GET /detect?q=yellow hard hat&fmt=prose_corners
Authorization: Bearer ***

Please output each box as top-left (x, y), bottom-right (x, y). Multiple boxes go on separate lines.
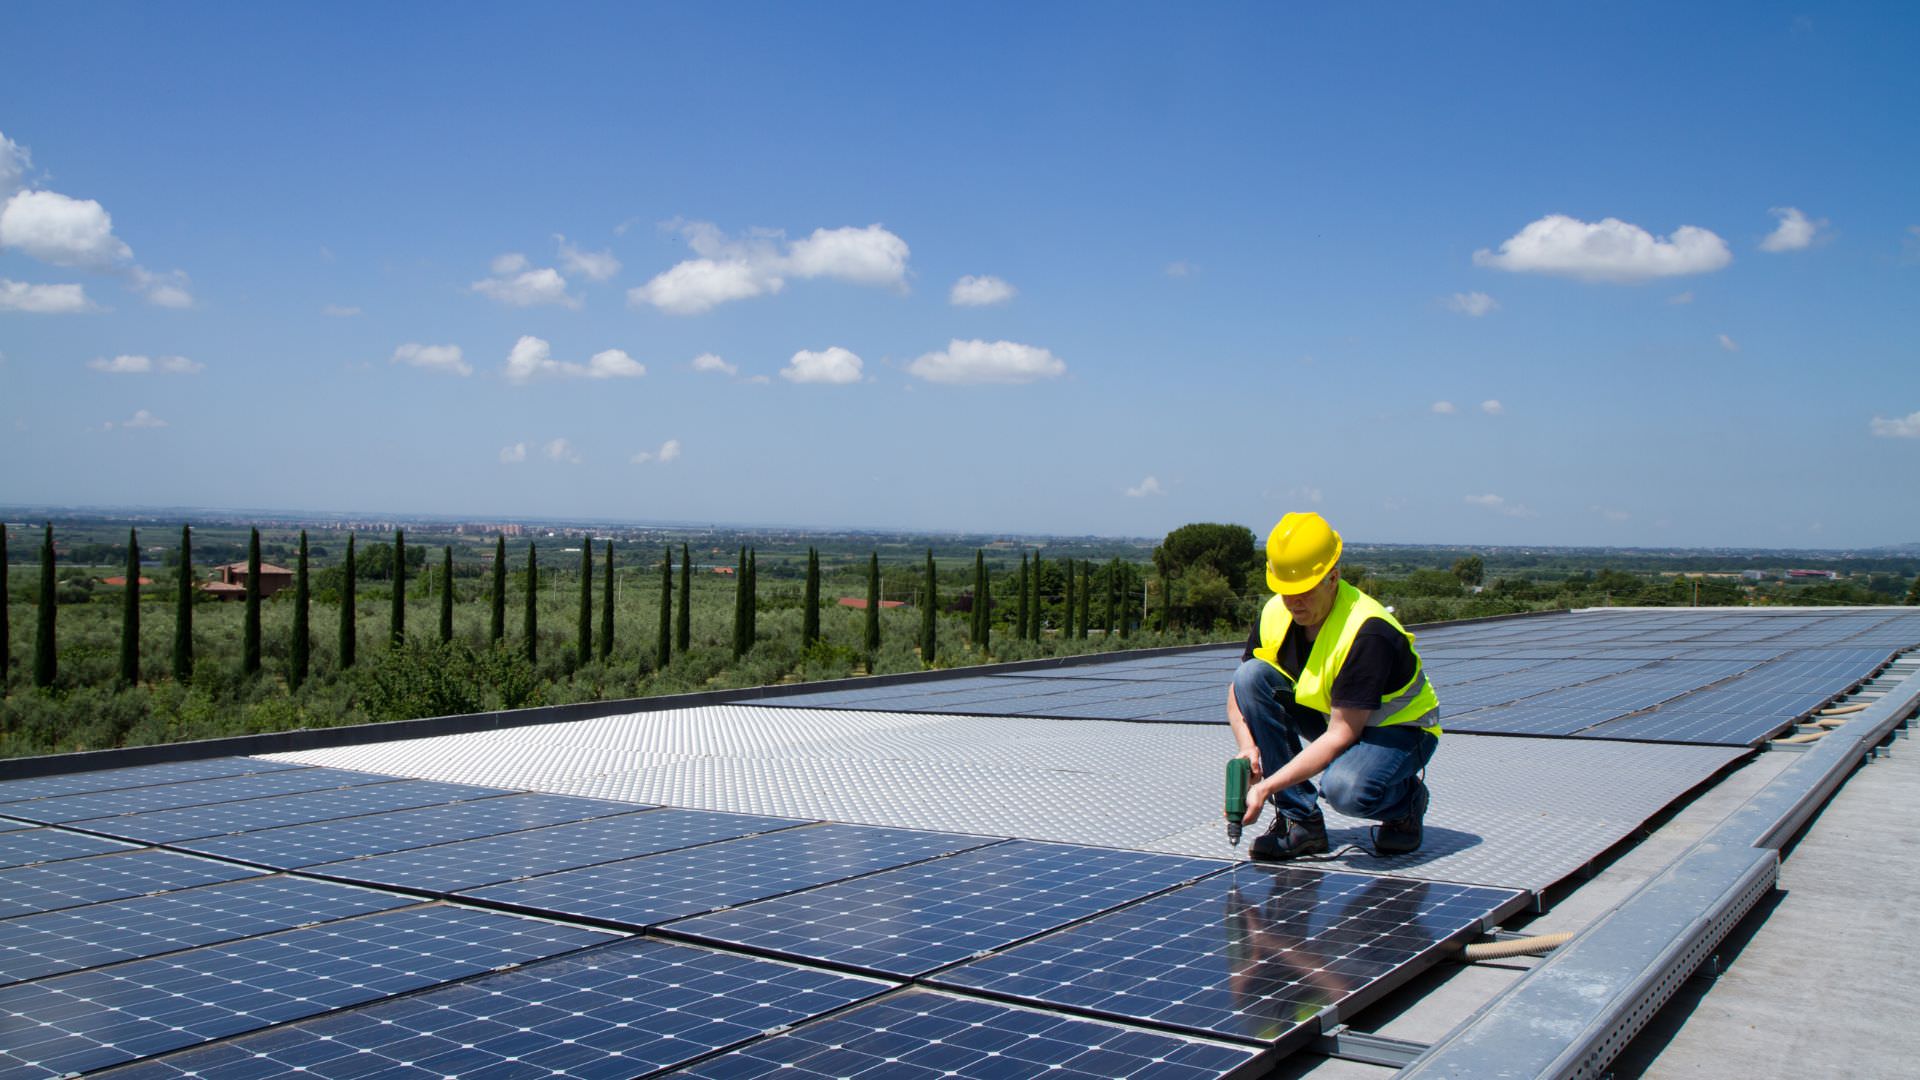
top-left (1265, 512), bottom-right (1342, 595)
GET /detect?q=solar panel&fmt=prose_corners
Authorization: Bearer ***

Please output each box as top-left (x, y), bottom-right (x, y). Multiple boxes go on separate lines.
top-left (0, 904), bottom-right (619, 1078)
top-left (0, 818), bottom-right (37, 833)
top-left (80, 779), bottom-right (512, 844)
top-left (0, 874), bottom-right (415, 986)
top-left (107, 939), bottom-right (892, 1080)
top-left (0, 757), bottom-right (304, 806)
top-left (671, 989), bottom-right (1264, 1080)
top-left (307, 807), bottom-right (807, 894)
top-left (0, 827), bottom-right (137, 869)
top-left (176, 793), bottom-right (653, 869)
top-left (931, 865), bottom-right (1525, 1048)
top-left (0, 849), bottom-right (262, 919)
top-left (0, 767), bottom-right (400, 825)
top-left (466, 822), bottom-right (1004, 927)
top-left (662, 840), bottom-right (1223, 978)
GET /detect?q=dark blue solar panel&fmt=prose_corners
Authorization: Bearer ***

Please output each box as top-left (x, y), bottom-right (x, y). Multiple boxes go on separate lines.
top-left (0, 875), bottom-right (414, 986)
top-left (0, 827), bottom-right (137, 869)
top-left (932, 865), bottom-right (1524, 1047)
top-left (0, 757), bottom-right (304, 806)
top-left (176, 793), bottom-right (653, 869)
top-left (671, 989), bottom-right (1262, 1080)
top-left (0, 904), bottom-right (618, 1078)
top-left (108, 939), bottom-right (891, 1080)
top-left (663, 841), bottom-right (1223, 977)
top-left (1438, 704), bottom-right (1630, 736)
top-left (0, 767), bottom-right (399, 825)
top-left (466, 822), bottom-right (1002, 927)
top-left (308, 807), bottom-right (806, 894)
top-left (80, 779), bottom-right (512, 844)
top-left (0, 818), bottom-right (37, 833)
top-left (0, 849), bottom-right (262, 919)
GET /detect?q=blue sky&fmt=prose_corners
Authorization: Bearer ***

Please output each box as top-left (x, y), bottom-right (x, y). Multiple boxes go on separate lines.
top-left (2, 2), bottom-right (1915, 548)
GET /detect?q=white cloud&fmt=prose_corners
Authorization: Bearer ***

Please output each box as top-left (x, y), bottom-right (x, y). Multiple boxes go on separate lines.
top-left (472, 255), bottom-right (579, 309)
top-left (110, 409), bottom-right (167, 430)
top-left (129, 266), bottom-right (193, 308)
top-left (555, 234), bottom-right (620, 282)
top-left (0, 279), bottom-right (92, 313)
top-left (322, 304), bottom-right (361, 317)
top-left (1287, 485), bottom-right (1324, 505)
top-left (1430, 401), bottom-right (1457, 415)
top-left (543, 437), bottom-right (581, 464)
top-left (1590, 505), bottom-right (1631, 522)
top-left (691, 352), bottom-right (737, 376)
top-left (499, 442), bottom-right (527, 464)
top-left (1164, 260), bottom-right (1196, 277)
top-left (0, 189), bottom-right (131, 269)
top-left (1869, 411), bottom-right (1920, 438)
top-left (746, 374), bottom-right (771, 385)
top-left (1473, 214), bottom-right (1732, 283)
top-left (0, 131), bottom-right (30, 194)
top-left (905, 339), bottom-right (1066, 385)
top-left (949, 274), bottom-right (1016, 307)
top-left (781, 346), bottom-right (864, 384)
top-left (1445, 291), bottom-right (1498, 316)
top-left (1125, 476), bottom-right (1165, 498)
top-left (391, 342), bottom-right (470, 376)
top-left (1759, 206), bottom-right (1823, 252)
top-left (1480, 399), bottom-right (1504, 415)
top-left (1465, 493), bottom-right (1535, 517)
top-left (502, 335), bottom-right (645, 383)
top-left (1669, 291), bottom-right (1694, 304)
top-left (627, 220), bottom-right (909, 314)
top-left (631, 438), bottom-right (683, 465)
top-left (87, 354), bottom-right (203, 375)
top-left (1718, 333), bottom-right (1740, 352)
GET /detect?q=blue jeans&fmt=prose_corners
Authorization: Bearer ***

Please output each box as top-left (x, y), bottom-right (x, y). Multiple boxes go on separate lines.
top-left (1232, 657), bottom-right (1437, 823)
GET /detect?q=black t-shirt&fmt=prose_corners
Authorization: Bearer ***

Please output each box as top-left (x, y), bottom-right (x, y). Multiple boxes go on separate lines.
top-left (1241, 616), bottom-right (1419, 711)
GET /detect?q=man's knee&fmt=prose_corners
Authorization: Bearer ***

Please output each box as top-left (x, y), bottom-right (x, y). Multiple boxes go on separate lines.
top-left (1320, 767), bottom-right (1390, 819)
top-left (1233, 657), bottom-right (1284, 706)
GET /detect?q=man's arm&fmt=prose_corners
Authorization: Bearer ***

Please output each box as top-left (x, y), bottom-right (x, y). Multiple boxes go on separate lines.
top-left (1241, 706), bottom-right (1371, 824)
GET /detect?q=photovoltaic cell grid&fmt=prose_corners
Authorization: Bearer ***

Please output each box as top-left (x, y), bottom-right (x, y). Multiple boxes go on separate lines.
top-left (661, 841), bottom-right (1225, 977)
top-left (109, 939), bottom-right (894, 1080)
top-left (932, 865), bottom-right (1526, 1050)
top-left (0, 756), bottom-right (304, 805)
top-left (668, 989), bottom-right (1265, 1080)
top-left (0, 904), bottom-right (618, 1079)
top-left (78, 778), bottom-right (514, 844)
top-left (0, 848), bottom-right (262, 919)
top-left (0, 826), bottom-right (136, 868)
top-left (0, 766), bottom-right (400, 825)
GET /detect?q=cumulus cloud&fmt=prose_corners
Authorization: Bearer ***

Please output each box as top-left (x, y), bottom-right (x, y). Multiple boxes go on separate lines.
top-left (1718, 334), bottom-right (1740, 352)
top-left (781, 346), bottom-right (864, 384)
top-left (87, 354), bottom-right (203, 375)
top-left (1445, 291), bottom-right (1498, 316)
top-left (1480, 399), bottom-right (1504, 415)
top-left (1164, 260), bottom-right (1196, 277)
top-left (0, 279), bottom-right (92, 313)
top-left (1430, 401), bottom-right (1457, 415)
top-left (323, 304), bottom-right (361, 317)
top-left (949, 274), bottom-right (1016, 306)
top-left (1869, 411), bottom-right (1920, 438)
top-left (1465, 493), bottom-right (1535, 517)
top-left (905, 339), bottom-right (1066, 385)
top-left (0, 189), bottom-right (131, 269)
top-left (391, 342), bottom-right (470, 376)
top-left (691, 353), bottom-right (737, 376)
top-left (499, 442), bottom-right (528, 464)
top-left (108, 409), bottom-right (167, 430)
top-left (130, 266), bottom-right (193, 308)
top-left (0, 131), bottom-right (30, 195)
top-left (554, 234), bottom-right (621, 282)
top-left (502, 336), bottom-right (645, 383)
top-left (1473, 214), bottom-right (1732, 283)
top-left (1759, 206), bottom-right (1823, 252)
top-left (543, 438), bottom-right (582, 464)
top-left (1125, 476), bottom-right (1165, 498)
top-left (472, 254), bottom-right (579, 309)
top-left (627, 220), bottom-right (909, 314)
top-left (631, 438), bottom-right (683, 465)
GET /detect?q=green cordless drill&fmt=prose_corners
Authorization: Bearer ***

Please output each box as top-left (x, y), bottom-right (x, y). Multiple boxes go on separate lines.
top-left (1225, 757), bottom-right (1252, 846)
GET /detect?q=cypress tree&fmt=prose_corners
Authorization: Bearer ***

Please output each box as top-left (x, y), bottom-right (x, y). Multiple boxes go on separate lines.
top-left (390, 529), bottom-right (406, 647)
top-left (600, 541), bottom-right (614, 662)
top-left (920, 549), bottom-right (937, 665)
top-left (523, 543), bottom-right (538, 663)
top-left (972, 550), bottom-right (988, 649)
top-left (676, 543), bottom-right (691, 653)
top-left (490, 535), bottom-right (506, 643)
top-left (864, 551), bottom-right (881, 662)
top-left (1015, 554), bottom-right (1029, 642)
top-left (243, 527), bottom-right (262, 675)
top-left (120, 528), bottom-right (140, 686)
top-left (171, 523), bottom-right (192, 682)
top-left (338, 534), bottom-right (357, 669)
top-left (0, 525), bottom-right (8, 689)
top-left (1078, 563), bottom-right (1090, 639)
top-left (746, 549), bottom-right (758, 647)
top-left (577, 542), bottom-right (593, 664)
top-left (290, 531), bottom-right (310, 690)
top-left (1118, 562), bottom-right (1132, 639)
top-left (34, 524), bottom-right (55, 688)
top-left (1030, 553), bottom-right (1044, 642)
top-left (1907, 574), bottom-right (1920, 606)
top-left (802, 547), bottom-right (821, 648)
top-left (438, 546), bottom-right (454, 644)
top-left (732, 546), bottom-right (747, 657)
top-left (656, 547), bottom-right (672, 668)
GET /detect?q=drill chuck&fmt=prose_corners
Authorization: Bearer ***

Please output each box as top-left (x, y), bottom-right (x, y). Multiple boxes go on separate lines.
top-left (1225, 757), bottom-right (1252, 846)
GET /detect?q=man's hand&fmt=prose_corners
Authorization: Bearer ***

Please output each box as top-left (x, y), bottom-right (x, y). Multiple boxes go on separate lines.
top-left (1237, 746), bottom-right (1263, 785)
top-left (1241, 781), bottom-right (1270, 826)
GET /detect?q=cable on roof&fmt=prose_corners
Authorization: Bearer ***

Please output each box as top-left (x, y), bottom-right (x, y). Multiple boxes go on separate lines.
top-left (1453, 931), bottom-right (1575, 962)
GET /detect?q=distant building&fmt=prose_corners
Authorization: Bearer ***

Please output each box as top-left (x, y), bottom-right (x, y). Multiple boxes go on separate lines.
top-left (203, 561), bottom-right (294, 600)
top-left (1786, 569), bottom-right (1839, 581)
top-left (100, 576), bottom-right (155, 587)
top-left (1741, 570), bottom-right (1766, 581)
top-left (837, 597), bottom-right (905, 610)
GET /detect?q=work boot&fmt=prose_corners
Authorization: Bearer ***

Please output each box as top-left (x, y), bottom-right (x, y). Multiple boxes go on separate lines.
top-left (1374, 778), bottom-right (1429, 855)
top-left (1250, 811), bottom-right (1328, 861)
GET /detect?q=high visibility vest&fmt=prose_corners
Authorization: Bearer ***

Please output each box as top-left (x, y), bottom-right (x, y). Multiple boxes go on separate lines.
top-left (1251, 580), bottom-right (1441, 734)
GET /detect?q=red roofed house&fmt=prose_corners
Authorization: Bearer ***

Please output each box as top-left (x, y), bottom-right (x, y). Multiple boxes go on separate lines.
top-left (837, 597), bottom-right (906, 610)
top-left (202, 561), bottom-right (295, 600)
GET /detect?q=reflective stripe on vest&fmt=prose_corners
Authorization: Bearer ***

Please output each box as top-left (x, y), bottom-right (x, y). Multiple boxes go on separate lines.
top-left (1251, 580), bottom-right (1441, 733)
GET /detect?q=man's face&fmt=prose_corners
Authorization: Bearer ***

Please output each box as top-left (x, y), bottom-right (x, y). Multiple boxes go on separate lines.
top-left (1281, 570), bottom-right (1340, 627)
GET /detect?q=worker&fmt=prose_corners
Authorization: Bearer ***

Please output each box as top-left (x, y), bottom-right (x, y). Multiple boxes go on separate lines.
top-left (1227, 512), bottom-right (1441, 859)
